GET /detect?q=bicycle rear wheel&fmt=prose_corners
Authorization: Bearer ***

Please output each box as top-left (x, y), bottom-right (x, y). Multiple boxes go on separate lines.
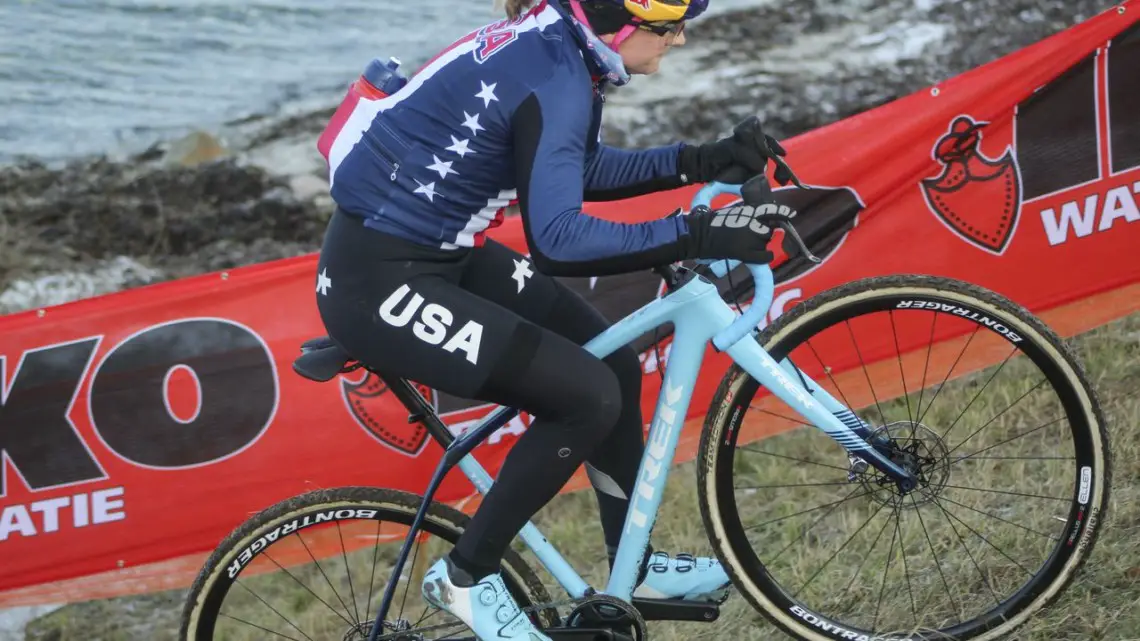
top-left (180, 487), bottom-right (559, 641)
top-left (697, 275), bottom-right (1110, 640)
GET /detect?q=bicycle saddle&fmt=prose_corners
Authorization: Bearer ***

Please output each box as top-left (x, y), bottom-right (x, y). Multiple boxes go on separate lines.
top-left (292, 336), bottom-right (361, 382)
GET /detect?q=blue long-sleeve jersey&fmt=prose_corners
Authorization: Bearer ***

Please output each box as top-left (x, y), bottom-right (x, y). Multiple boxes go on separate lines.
top-left (324, 0), bottom-right (695, 276)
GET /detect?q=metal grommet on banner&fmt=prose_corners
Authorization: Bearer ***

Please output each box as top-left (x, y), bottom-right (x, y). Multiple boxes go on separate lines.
top-left (931, 87), bottom-right (941, 97)
top-left (1119, 5), bottom-right (1126, 14)
top-left (36, 309), bottom-right (45, 318)
top-left (221, 271), bottom-right (230, 280)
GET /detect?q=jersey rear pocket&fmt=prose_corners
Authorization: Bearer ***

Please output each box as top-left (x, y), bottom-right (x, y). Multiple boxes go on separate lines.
top-left (360, 133), bottom-right (403, 182)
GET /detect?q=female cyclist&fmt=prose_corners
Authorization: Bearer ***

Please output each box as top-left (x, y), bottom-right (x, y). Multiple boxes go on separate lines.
top-left (315, 0), bottom-right (788, 637)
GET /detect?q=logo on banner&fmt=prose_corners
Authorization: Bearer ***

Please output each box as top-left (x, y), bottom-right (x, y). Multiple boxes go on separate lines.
top-left (920, 115), bottom-right (1024, 255)
top-left (340, 371), bottom-right (436, 457)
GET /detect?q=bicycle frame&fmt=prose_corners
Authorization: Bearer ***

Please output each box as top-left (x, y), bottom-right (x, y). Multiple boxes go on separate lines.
top-left (367, 183), bottom-right (916, 639)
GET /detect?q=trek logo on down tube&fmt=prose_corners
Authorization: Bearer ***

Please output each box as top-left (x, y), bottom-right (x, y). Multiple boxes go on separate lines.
top-left (627, 380), bottom-right (685, 533)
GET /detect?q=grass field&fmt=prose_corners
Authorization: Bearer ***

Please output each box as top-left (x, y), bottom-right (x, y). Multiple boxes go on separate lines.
top-left (23, 310), bottom-right (1140, 641)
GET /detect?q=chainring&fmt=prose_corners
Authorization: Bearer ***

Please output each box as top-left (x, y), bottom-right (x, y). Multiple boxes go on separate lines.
top-left (566, 594), bottom-right (648, 641)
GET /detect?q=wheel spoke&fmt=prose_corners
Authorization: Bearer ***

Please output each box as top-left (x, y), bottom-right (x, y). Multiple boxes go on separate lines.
top-left (915, 311), bottom-right (938, 429)
top-left (218, 612), bottom-right (307, 641)
top-left (398, 533), bottom-right (425, 624)
top-left (928, 493), bottom-right (1002, 609)
top-left (943, 378), bottom-right (1049, 458)
top-left (910, 492), bottom-right (962, 625)
top-left (735, 480), bottom-right (851, 490)
top-left (337, 521), bottom-right (362, 624)
top-left (888, 310), bottom-right (916, 430)
top-left (949, 416), bottom-right (1068, 465)
top-left (259, 551), bottom-right (356, 628)
top-left (794, 502), bottom-right (888, 599)
top-left (871, 504), bottom-right (901, 632)
top-left (738, 445), bottom-right (851, 473)
top-left (748, 486), bottom-right (873, 532)
top-left (926, 495), bottom-right (1036, 577)
top-left (929, 491), bottom-right (1061, 541)
top-left (767, 485), bottom-right (873, 564)
top-left (892, 508), bottom-right (919, 628)
top-left (952, 455), bottom-right (1074, 462)
top-left (749, 404), bottom-right (818, 429)
top-left (938, 346), bottom-right (1018, 445)
top-left (837, 511), bottom-right (894, 618)
top-left (233, 579), bottom-right (318, 641)
top-left (806, 339), bottom-right (861, 425)
top-left (916, 325), bottom-right (981, 426)
top-left (846, 319), bottom-right (888, 426)
top-left (295, 531), bottom-right (358, 624)
top-left (940, 483), bottom-right (1069, 503)
top-left (363, 518), bottom-right (383, 629)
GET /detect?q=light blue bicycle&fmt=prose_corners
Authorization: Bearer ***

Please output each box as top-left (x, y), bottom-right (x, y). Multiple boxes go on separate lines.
top-left (182, 172), bottom-right (1109, 641)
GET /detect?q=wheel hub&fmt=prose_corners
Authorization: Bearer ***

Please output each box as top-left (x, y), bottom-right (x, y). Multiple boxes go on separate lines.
top-left (858, 421), bottom-right (951, 509)
top-left (347, 618), bottom-right (419, 641)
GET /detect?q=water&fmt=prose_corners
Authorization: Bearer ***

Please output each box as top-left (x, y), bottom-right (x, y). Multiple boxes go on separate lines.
top-left (0, 0), bottom-right (502, 163)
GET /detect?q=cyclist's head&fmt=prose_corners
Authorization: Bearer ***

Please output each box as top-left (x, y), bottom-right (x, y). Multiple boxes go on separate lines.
top-left (497, 0), bottom-right (706, 75)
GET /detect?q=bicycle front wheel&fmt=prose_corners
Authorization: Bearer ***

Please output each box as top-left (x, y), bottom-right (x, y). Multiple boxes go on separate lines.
top-left (697, 275), bottom-right (1110, 640)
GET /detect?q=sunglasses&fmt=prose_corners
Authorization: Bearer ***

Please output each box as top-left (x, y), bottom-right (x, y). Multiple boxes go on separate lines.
top-left (636, 20), bottom-right (686, 36)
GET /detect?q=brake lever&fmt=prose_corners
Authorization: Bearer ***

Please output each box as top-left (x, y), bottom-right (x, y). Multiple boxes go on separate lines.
top-left (772, 155), bottom-right (809, 190)
top-left (757, 214), bottom-right (822, 264)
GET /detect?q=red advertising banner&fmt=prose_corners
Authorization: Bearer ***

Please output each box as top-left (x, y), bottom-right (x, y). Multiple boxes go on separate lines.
top-left (0, 2), bottom-right (1137, 607)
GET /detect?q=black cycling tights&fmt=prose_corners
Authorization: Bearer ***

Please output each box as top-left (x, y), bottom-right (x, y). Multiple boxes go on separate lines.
top-left (316, 210), bottom-right (646, 581)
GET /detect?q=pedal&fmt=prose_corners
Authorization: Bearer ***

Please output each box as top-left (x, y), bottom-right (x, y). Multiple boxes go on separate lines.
top-left (631, 596), bottom-right (720, 622)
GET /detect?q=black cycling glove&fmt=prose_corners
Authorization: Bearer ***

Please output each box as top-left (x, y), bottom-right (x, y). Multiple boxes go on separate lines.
top-left (679, 204), bottom-right (775, 265)
top-left (678, 116), bottom-right (792, 185)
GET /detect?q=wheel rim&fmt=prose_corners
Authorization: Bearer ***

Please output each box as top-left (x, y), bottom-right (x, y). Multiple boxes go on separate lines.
top-left (712, 287), bottom-right (1102, 639)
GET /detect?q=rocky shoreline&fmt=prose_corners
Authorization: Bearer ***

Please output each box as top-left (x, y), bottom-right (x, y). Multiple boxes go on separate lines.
top-left (0, 0), bottom-right (1116, 316)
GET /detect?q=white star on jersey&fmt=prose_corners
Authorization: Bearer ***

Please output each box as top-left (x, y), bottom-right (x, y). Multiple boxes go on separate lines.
top-left (316, 268), bottom-right (332, 296)
top-left (426, 155), bottom-right (458, 179)
top-left (475, 81), bottom-right (499, 108)
top-left (414, 179), bottom-right (439, 202)
top-left (512, 258), bottom-right (533, 294)
top-left (461, 111), bottom-right (485, 137)
top-left (447, 135), bottom-right (475, 158)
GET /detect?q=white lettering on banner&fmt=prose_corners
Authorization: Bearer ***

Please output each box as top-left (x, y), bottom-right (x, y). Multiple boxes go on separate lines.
top-left (1039, 182), bottom-right (1140, 246)
top-left (446, 413), bottom-right (533, 446)
top-left (0, 487), bottom-right (126, 542)
top-left (627, 381), bottom-right (684, 532)
top-left (378, 284), bottom-right (484, 364)
top-left (640, 343), bottom-right (673, 374)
